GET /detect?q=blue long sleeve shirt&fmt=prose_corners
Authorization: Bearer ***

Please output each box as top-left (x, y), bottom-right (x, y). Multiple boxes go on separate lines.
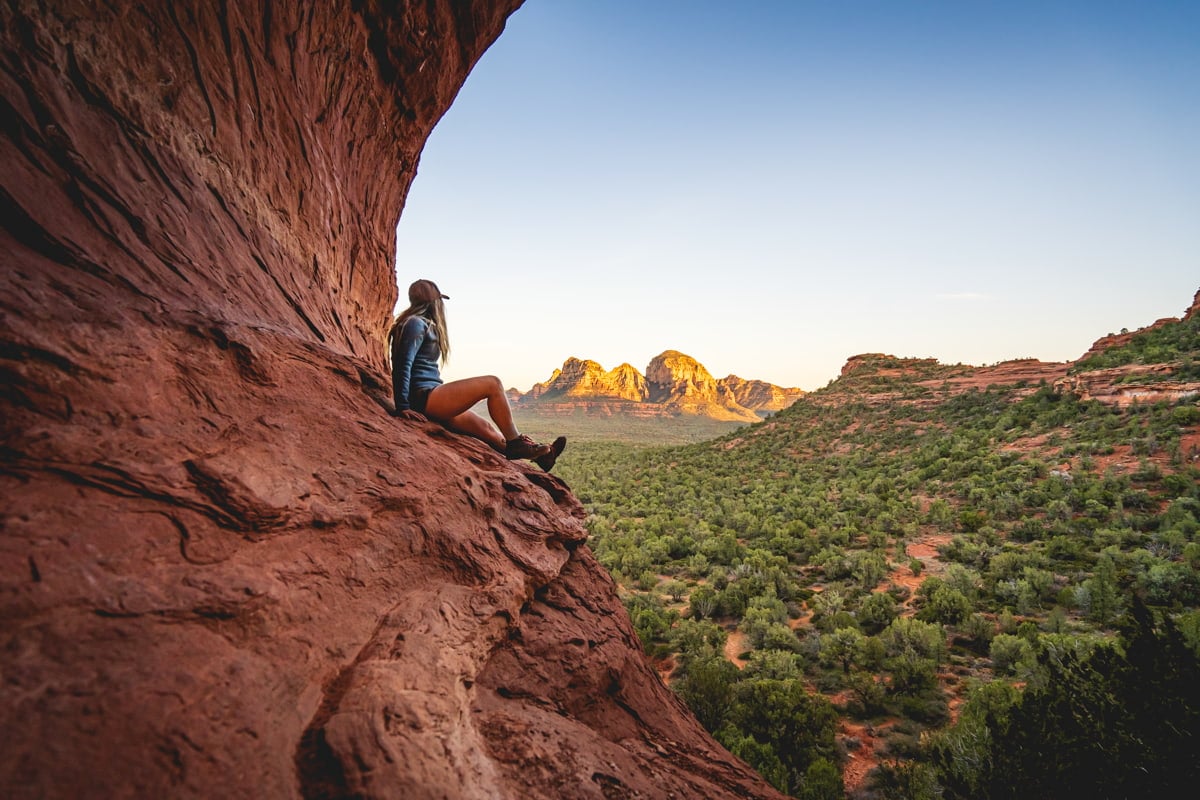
top-left (390, 316), bottom-right (443, 410)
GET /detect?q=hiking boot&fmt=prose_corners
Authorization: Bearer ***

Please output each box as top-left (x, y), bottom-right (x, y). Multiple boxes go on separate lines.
top-left (504, 434), bottom-right (551, 460)
top-left (534, 436), bottom-right (567, 472)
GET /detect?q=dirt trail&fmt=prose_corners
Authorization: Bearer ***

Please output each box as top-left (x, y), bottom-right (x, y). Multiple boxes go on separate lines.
top-left (892, 532), bottom-right (952, 615)
top-left (833, 532), bottom-right (955, 796)
top-left (790, 607), bottom-right (814, 631)
top-left (710, 532), bottom-right (960, 795)
top-left (724, 629), bottom-right (750, 669)
top-left (839, 718), bottom-right (885, 794)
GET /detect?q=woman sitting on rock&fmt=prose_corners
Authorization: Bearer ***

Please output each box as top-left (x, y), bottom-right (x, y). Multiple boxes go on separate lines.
top-left (389, 279), bottom-right (565, 471)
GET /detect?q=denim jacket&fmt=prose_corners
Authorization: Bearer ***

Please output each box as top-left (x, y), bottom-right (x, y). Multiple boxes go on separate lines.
top-left (391, 316), bottom-right (443, 411)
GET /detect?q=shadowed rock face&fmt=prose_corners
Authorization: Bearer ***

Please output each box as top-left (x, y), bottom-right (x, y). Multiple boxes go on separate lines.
top-left (0, 3), bottom-right (783, 799)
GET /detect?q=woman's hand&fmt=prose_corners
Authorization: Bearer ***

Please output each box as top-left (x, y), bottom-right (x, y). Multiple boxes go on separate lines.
top-left (397, 409), bottom-right (427, 423)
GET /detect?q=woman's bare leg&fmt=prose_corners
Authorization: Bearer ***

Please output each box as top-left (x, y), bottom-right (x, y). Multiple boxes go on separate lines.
top-left (443, 409), bottom-right (505, 452)
top-left (424, 376), bottom-right (520, 442)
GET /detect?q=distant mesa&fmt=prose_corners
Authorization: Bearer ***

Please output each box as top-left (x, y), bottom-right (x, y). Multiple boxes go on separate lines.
top-left (515, 287), bottom-right (1200, 423)
top-left (825, 287), bottom-right (1200, 409)
top-left (513, 350), bottom-right (804, 422)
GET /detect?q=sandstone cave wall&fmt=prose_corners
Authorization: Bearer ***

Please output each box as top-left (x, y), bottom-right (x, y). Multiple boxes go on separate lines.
top-left (2, 0), bottom-right (517, 361)
top-left (0, 2), bottom-right (784, 798)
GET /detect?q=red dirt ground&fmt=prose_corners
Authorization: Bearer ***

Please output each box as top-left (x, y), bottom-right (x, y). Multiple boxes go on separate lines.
top-left (724, 629), bottom-right (750, 669)
top-left (836, 532), bottom-right (954, 795)
top-left (839, 717), bottom-right (892, 794)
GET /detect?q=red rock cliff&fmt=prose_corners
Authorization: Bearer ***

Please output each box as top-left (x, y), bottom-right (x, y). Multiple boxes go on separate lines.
top-left (0, 2), bottom-right (782, 798)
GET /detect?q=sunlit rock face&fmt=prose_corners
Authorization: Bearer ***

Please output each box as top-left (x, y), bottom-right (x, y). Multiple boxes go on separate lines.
top-left (0, 2), bottom-right (784, 798)
top-left (518, 351), bottom-right (802, 421)
top-left (646, 350), bottom-right (719, 402)
top-left (720, 374), bottom-right (806, 413)
top-left (646, 350), bottom-right (756, 420)
top-left (527, 358), bottom-right (650, 402)
top-left (604, 362), bottom-right (652, 402)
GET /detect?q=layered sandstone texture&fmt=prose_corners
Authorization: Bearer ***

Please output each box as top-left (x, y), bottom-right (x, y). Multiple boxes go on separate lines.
top-left (0, 3), bottom-right (783, 799)
top-left (519, 350), bottom-right (804, 421)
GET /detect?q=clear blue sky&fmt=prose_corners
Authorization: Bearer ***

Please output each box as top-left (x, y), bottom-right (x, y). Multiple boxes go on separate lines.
top-left (394, 0), bottom-right (1199, 391)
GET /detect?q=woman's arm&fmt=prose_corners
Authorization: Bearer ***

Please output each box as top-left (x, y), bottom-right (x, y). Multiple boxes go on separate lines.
top-left (391, 316), bottom-right (426, 411)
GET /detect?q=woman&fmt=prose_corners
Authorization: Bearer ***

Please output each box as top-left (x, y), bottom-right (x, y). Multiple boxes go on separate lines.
top-left (390, 279), bottom-right (566, 471)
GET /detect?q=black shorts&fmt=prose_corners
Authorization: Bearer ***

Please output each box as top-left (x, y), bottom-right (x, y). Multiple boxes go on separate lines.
top-left (409, 386), bottom-right (434, 414)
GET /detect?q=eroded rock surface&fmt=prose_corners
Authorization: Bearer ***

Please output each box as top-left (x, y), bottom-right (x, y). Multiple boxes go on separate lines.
top-left (0, 2), bottom-right (782, 798)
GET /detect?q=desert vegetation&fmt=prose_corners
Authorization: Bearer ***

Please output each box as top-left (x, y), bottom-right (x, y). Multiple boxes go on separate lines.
top-left (553, 315), bottom-right (1200, 799)
top-left (513, 407), bottom-right (744, 445)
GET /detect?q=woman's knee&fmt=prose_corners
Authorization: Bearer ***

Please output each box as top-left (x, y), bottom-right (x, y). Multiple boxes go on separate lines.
top-left (483, 375), bottom-right (503, 394)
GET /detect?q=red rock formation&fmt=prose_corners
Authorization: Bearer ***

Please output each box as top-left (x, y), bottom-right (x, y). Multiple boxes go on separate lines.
top-left (818, 354), bottom-right (1072, 408)
top-left (826, 346), bottom-right (1198, 410)
top-left (0, 3), bottom-right (783, 798)
top-left (606, 361), bottom-right (650, 402)
top-left (830, 288), bottom-right (1199, 409)
top-left (524, 367), bottom-right (561, 400)
top-left (517, 351), bottom-right (802, 421)
top-left (646, 350), bottom-right (718, 402)
top-left (644, 350), bottom-right (757, 421)
top-left (720, 374), bottom-right (805, 413)
top-left (1063, 287), bottom-right (1200, 404)
top-left (1078, 320), bottom-right (1179, 363)
top-left (526, 357), bottom-right (649, 402)
top-left (839, 353), bottom-right (942, 379)
top-left (1077, 289), bottom-right (1199, 363)
top-left (941, 359), bottom-right (1070, 393)
top-left (1055, 367), bottom-right (1200, 407)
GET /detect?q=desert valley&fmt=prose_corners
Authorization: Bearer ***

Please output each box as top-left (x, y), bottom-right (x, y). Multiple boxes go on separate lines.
top-left (547, 288), bottom-right (1200, 797)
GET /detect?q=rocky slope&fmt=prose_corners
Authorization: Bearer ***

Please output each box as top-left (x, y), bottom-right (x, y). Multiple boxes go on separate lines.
top-left (518, 350), bottom-right (804, 422)
top-left (1076, 290), bottom-right (1200, 363)
top-left (0, 3), bottom-right (782, 798)
top-left (814, 353), bottom-right (1058, 408)
top-left (822, 289), bottom-right (1200, 409)
top-left (1058, 290), bottom-right (1200, 406)
top-left (720, 374), bottom-right (807, 413)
